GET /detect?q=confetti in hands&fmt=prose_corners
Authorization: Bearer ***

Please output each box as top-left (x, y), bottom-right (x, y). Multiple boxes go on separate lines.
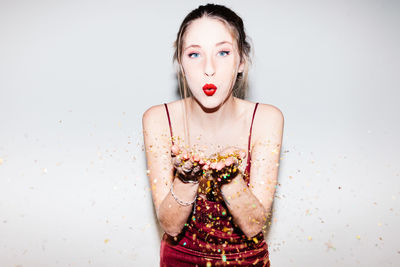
top-left (171, 145), bottom-right (247, 185)
top-left (171, 144), bottom-right (206, 183)
top-left (208, 146), bottom-right (247, 186)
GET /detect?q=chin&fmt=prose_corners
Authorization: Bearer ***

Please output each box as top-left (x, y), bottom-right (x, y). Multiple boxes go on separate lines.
top-left (192, 94), bottom-right (226, 110)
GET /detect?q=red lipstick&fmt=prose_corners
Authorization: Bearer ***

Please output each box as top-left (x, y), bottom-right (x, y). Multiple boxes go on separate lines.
top-left (203, 83), bottom-right (217, 96)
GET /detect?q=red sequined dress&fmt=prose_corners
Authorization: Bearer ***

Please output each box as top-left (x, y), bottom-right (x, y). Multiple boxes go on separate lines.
top-left (160, 102), bottom-right (270, 267)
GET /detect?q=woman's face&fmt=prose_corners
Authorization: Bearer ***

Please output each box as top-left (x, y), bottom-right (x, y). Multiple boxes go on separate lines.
top-left (181, 17), bottom-right (244, 109)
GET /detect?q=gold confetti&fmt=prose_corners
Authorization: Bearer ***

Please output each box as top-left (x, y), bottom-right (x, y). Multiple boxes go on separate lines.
top-left (356, 235), bottom-right (361, 240)
top-left (104, 239), bottom-right (109, 244)
top-left (307, 236), bottom-right (312, 240)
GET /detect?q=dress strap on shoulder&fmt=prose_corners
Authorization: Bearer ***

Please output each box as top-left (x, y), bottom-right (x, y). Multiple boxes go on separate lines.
top-left (164, 103), bottom-right (174, 145)
top-left (246, 102), bottom-right (258, 174)
top-left (246, 103), bottom-right (259, 164)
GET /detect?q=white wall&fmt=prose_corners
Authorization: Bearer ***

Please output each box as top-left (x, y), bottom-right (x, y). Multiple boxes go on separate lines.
top-left (0, 0), bottom-right (399, 266)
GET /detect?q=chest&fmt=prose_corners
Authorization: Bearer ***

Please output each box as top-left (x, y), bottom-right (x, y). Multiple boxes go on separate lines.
top-left (172, 119), bottom-right (251, 157)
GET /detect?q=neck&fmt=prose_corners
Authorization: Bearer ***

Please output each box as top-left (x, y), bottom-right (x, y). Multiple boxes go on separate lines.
top-left (186, 95), bottom-right (239, 133)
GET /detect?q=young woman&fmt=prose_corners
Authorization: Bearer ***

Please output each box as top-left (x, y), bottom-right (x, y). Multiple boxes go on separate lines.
top-left (143, 4), bottom-right (284, 266)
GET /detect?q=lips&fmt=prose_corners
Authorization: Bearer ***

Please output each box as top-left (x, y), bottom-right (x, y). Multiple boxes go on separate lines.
top-left (203, 83), bottom-right (217, 96)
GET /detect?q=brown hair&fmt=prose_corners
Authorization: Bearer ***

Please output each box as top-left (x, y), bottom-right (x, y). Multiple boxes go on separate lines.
top-left (173, 3), bottom-right (252, 100)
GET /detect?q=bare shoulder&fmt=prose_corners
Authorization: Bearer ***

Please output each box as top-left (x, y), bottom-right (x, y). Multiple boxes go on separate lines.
top-left (142, 100), bottom-right (181, 129)
top-left (250, 102), bottom-right (284, 142)
top-left (237, 99), bottom-right (283, 123)
top-left (142, 104), bottom-right (162, 122)
top-left (256, 103), bottom-right (284, 124)
top-left (142, 103), bottom-right (170, 149)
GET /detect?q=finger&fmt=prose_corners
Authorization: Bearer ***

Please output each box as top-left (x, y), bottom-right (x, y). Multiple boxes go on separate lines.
top-left (182, 160), bottom-right (193, 173)
top-left (172, 157), bottom-right (182, 168)
top-left (224, 157), bottom-right (234, 166)
top-left (171, 144), bottom-right (180, 156)
top-left (238, 150), bottom-right (247, 159)
top-left (192, 165), bottom-right (202, 175)
top-left (216, 161), bottom-right (225, 171)
top-left (176, 167), bottom-right (186, 176)
top-left (181, 150), bottom-right (190, 160)
top-left (202, 164), bottom-right (210, 170)
top-left (192, 153), bottom-right (201, 162)
top-left (210, 162), bottom-right (218, 170)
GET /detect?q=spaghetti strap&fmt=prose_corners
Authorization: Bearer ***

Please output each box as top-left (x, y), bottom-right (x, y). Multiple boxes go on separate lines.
top-left (246, 102), bottom-right (259, 173)
top-left (164, 103), bottom-right (174, 146)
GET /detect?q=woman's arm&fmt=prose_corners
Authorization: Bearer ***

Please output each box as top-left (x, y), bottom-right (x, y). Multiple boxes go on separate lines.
top-left (220, 105), bottom-right (284, 238)
top-left (142, 105), bottom-right (198, 236)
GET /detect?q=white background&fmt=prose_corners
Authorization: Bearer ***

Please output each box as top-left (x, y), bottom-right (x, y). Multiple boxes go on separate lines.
top-left (0, 0), bottom-right (399, 266)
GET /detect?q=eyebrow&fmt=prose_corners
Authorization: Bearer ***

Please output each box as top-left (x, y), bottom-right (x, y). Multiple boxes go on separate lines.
top-left (184, 41), bottom-right (233, 51)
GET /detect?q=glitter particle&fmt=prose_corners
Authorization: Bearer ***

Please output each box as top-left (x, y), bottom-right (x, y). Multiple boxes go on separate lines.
top-left (325, 240), bottom-right (336, 251)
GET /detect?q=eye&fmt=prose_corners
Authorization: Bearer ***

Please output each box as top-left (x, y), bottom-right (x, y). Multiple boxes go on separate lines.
top-left (218, 51), bottom-right (230, 57)
top-left (188, 52), bottom-right (200, 58)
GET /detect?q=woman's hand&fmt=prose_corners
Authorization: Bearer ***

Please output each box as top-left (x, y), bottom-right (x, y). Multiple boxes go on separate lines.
top-left (171, 144), bottom-right (207, 183)
top-left (209, 146), bottom-right (247, 186)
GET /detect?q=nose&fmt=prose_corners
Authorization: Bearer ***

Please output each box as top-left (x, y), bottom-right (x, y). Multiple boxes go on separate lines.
top-left (204, 56), bottom-right (215, 77)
